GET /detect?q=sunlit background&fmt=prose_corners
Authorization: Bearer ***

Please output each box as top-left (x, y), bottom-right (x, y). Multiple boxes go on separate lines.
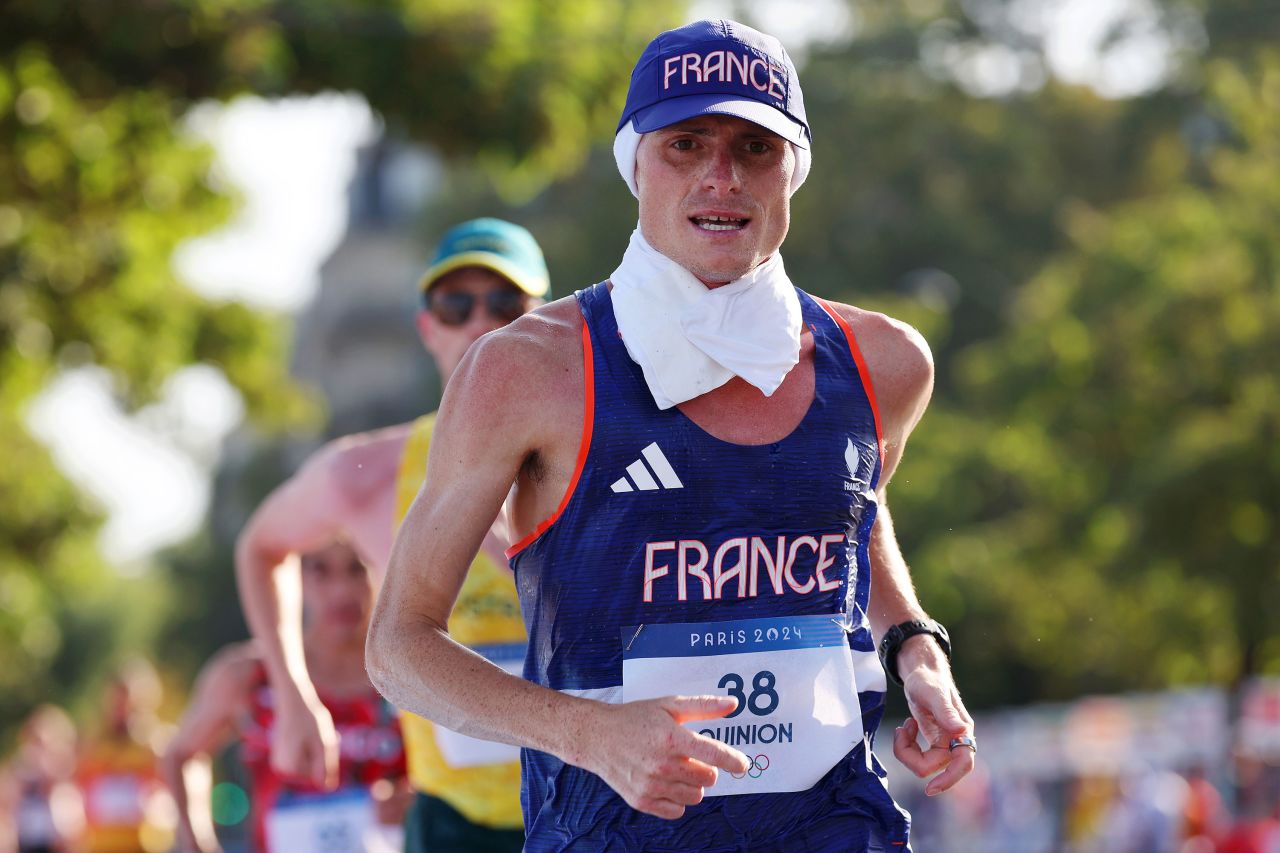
top-left (2, 0), bottom-right (1278, 850)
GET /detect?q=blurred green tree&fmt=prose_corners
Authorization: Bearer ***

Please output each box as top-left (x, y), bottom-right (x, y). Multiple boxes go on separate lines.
top-left (3, 0), bottom-right (682, 197)
top-left (896, 53), bottom-right (1280, 706)
top-left (0, 0), bottom-right (681, 739)
top-left (0, 46), bottom-right (308, 735)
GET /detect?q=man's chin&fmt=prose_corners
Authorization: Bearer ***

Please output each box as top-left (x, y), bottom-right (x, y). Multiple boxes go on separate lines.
top-left (686, 261), bottom-right (758, 287)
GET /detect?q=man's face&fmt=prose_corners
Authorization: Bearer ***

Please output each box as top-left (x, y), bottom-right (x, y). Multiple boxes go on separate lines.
top-left (301, 541), bottom-right (374, 642)
top-left (417, 267), bottom-right (532, 384)
top-left (636, 114), bottom-right (794, 286)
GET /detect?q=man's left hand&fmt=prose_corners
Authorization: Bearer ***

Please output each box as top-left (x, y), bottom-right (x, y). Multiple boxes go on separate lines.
top-left (892, 661), bottom-right (975, 796)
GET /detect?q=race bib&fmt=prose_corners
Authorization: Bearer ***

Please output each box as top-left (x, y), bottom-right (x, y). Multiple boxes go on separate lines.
top-left (432, 642), bottom-right (526, 768)
top-left (86, 774), bottom-right (144, 824)
top-left (622, 614), bottom-right (863, 796)
top-left (266, 788), bottom-right (387, 853)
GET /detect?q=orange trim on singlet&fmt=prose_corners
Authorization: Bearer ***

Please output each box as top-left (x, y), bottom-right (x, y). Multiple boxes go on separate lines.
top-left (505, 322), bottom-right (595, 559)
top-left (816, 298), bottom-right (887, 469)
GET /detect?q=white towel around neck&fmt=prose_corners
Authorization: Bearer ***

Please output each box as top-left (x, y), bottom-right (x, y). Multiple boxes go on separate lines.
top-left (609, 228), bottom-right (802, 410)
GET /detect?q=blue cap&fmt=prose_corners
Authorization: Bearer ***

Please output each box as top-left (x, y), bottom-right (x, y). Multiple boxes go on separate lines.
top-left (418, 218), bottom-right (550, 298)
top-left (617, 19), bottom-right (810, 149)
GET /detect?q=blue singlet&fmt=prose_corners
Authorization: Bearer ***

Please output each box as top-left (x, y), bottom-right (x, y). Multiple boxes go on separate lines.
top-left (507, 282), bottom-right (912, 852)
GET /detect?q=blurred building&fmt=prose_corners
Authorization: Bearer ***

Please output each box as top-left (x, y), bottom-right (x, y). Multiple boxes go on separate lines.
top-left (208, 133), bottom-right (441, 544)
top-left (291, 136), bottom-right (443, 437)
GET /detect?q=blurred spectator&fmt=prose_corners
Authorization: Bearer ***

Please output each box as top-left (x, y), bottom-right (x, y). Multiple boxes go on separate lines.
top-left (1099, 769), bottom-right (1189, 853)
top-left (0, 705), bottom-right (85, 852)
top-left (74, 660), bottom-right (177, 853)
top-left (1216, 812), bottom-right (1280, 853)
top-left (162, 542), bottom-right (409, 853)
top-left (1065, 774), bottom-right (1119, 850)
top-left (988, 775), bottom-right (1055, 852)
top-left (1182, 764), bottom-right (1229, 845)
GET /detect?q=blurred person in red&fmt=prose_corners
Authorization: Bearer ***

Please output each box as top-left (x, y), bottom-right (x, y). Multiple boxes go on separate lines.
top-left (73, 659), bottom-right (177, 853)
top-left (0, 705), bottom-right (84, 852)
top-left (1215, 809), bottom-right (1280, 853)
top-left (1180, 765), bottom-right (1227, 845)
top-left (163, 541), bottom-right (409, 853)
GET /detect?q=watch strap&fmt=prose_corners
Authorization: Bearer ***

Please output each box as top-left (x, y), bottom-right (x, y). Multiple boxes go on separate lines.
top-left (877, 619), bottom-right (951, 686)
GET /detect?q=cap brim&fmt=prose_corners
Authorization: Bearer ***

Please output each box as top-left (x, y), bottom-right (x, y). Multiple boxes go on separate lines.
top-left (631, 94), bottom-right (809, 149)
top-left (418, 251), bottom-right (549, 298)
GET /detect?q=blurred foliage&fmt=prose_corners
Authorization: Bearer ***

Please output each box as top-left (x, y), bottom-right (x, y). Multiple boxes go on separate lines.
top-left (2, 0), bottom-right (683, 198)
top-left (0, 0), bottom-right (681, 740)
top-left (900, 55), bottom-right (1280, 704)
top-left (2, 0), bottom-right (1278, 743)
top-left (0, 44), bottom-right (309, 736)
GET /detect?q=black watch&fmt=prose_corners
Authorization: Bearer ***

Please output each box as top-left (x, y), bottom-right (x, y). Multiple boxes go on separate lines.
top-left (878, 619), bottom-right (951, 686)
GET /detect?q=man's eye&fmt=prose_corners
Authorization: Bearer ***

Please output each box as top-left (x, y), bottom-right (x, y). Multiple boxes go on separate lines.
top-left (746, 140), bottom-right (771, 153)
top-left (672, 138), bottom-right (695, 150)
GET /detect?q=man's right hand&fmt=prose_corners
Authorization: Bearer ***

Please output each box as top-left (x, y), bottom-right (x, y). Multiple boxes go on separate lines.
top-left (576, 695), bottom-right (750, 820)
top-left (271, 691), bottom-right (339, 790)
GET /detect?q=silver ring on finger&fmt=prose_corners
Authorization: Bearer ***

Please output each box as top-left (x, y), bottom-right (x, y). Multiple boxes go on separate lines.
top-left (948, 735), bottom-right (976, 753)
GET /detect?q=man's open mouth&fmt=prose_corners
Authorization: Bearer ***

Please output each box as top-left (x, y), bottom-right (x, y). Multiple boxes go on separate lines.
top-left (691, 215), bottom-right (749, 232)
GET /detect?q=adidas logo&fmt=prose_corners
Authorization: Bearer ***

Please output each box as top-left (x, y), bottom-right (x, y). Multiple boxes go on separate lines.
top-left (611, 442), bottom-right (684, 493)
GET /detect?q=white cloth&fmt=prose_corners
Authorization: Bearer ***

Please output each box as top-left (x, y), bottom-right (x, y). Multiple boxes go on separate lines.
top-left (610, 228), bottom-right (802, 410)
top-left (613, 120), bottom-right (811, 198)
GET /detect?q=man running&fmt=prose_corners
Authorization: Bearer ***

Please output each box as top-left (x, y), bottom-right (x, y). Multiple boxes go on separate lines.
top-left (164, 542), bottom-right (409, 853)
top-left (367, 19), bottom-right (975, 852)
top-left (235, 218), bottom-right (548, 852)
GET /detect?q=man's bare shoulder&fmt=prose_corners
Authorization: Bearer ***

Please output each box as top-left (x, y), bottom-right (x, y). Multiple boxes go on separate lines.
top-left (453, 295), bottom-right (585, 403)
top-left (483, 295), bottom-right (585, 369)
top-left (826, 301), bottom-right (934, 431)
top-left (296, 421), bottom-right (415, 508)
top-left (433, 294), bottom-right (586, 464)
top-left (198, 641), bottom-right (263, 698)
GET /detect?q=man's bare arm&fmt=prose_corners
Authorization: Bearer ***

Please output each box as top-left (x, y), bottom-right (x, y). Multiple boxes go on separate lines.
top-left (234, 447), bottom-right (350, 788)
top-left (366, 310), bottom-right (749, 820)
top-left (161, 644), bottom-right (256, 853)
top-left (233, 429), bottom-right (401, 788)
top-left (236, 445), bottom-right (353, 685)
top-left (846, 309), bottom-right (936, 638)
top-left (843, 306), bottom-right (976, 795)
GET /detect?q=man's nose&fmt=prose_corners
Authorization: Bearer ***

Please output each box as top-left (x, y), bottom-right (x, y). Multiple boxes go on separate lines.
top-left (701, 145), bottom-right (742, 194)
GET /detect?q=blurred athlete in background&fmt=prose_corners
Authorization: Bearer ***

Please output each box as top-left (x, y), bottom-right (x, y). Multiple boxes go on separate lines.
top-left (163, 542), bottom-right (408, 853)
top-left (235, 219), bottom-right (549, 853)
top-left (75, 660), bottom-right (177, 853)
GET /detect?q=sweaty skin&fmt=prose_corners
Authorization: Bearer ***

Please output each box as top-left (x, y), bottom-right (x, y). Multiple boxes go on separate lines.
top-left (235, 268), bottom-right (524, 790)
top-left (367, 115), bottom-right (975, 820)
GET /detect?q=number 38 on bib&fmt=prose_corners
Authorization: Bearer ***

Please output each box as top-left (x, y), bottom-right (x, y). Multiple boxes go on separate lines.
top-left (621, 614), bottom-right (864, 796)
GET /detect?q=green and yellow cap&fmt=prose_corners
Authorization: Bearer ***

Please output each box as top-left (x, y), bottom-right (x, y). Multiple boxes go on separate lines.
top-left (417, 218), bottom-right (550, 298)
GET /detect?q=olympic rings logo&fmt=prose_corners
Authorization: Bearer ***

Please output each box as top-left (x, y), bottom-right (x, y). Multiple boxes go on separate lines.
top-left (730, 754), bottom-right (770, 780)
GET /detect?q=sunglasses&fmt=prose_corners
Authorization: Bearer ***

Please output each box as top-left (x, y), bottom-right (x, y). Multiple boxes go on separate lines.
top-left (425, 290), bottom-right (529, 327)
